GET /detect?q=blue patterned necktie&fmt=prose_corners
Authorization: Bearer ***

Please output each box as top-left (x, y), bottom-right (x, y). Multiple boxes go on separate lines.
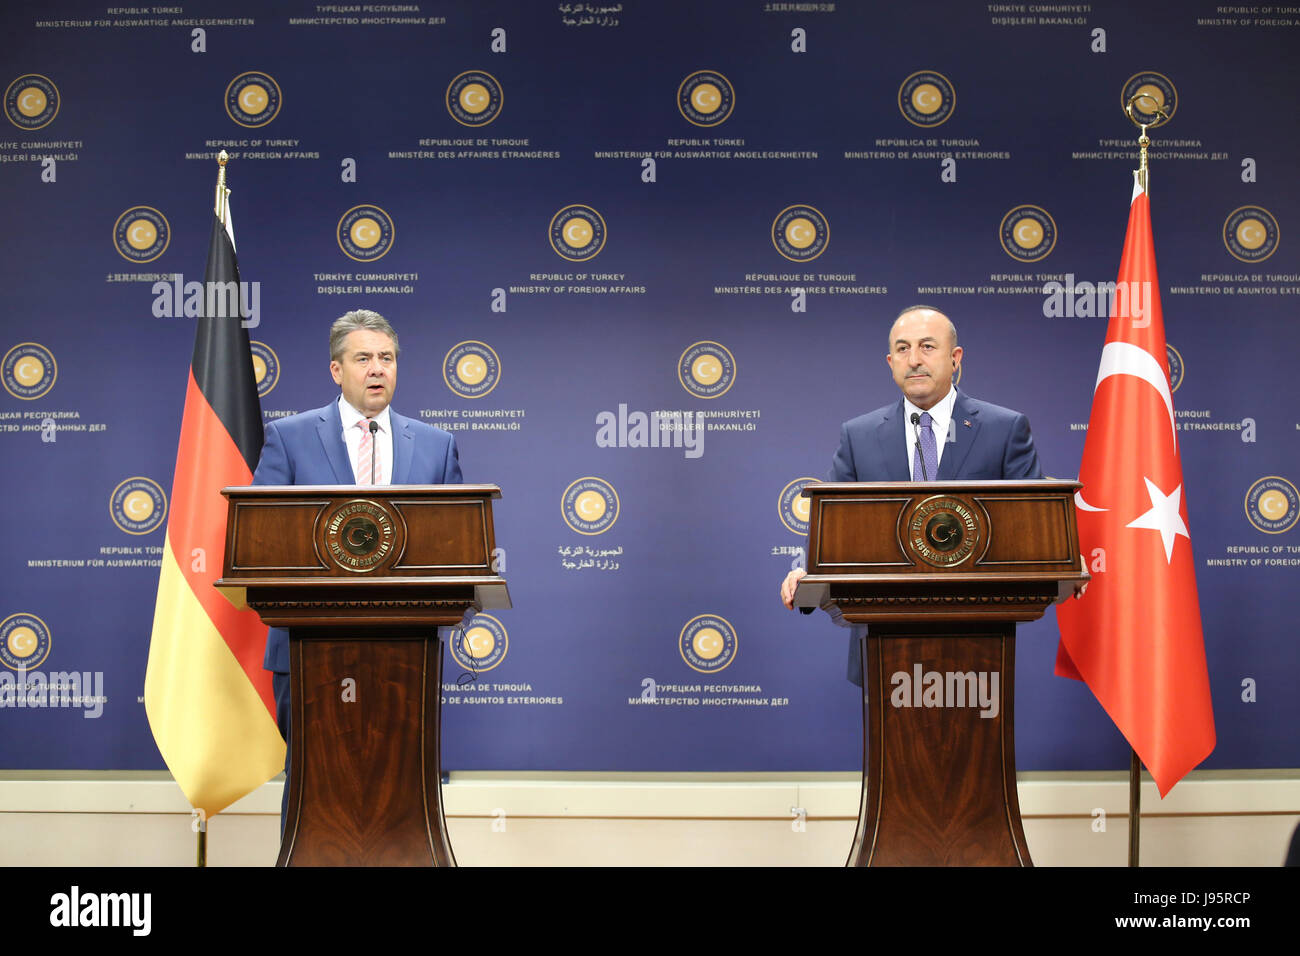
top-left (913, 411), bottom-right (937, 481)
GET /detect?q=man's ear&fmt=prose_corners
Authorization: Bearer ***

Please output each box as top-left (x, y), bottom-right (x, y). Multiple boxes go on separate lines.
top-left (330, 360), bottom-right (343, 385)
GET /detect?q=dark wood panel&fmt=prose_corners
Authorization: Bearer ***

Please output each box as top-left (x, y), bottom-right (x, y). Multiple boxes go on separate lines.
top-left (814, 497), bottom-right (911, 568)
top-left (229, 501), bottom-right (330, 571)
top-left (978, 496), bottom-right (1075, 565)
top-left (280, 635), bottom-right (453, 867)
top-left (391, 500), bottom-right (491, 570)
top-left (850, 629), bottom-right (1030, 867)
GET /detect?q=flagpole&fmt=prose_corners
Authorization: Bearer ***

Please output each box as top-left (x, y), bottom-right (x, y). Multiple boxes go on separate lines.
top-left (214, 149), bottom-right (229, 224)
top-left (1120, 92), bottom-right (1165, 867)
top-left (1128, 749), bottom-right (1140, 867)
top-left (188, 148), bottom-right (233, 872)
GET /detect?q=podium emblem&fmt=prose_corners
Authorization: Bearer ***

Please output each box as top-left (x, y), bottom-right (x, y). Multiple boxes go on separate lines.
top-left (905, 495), bottom-right (982, 568)
top-left (324, 500), bottom-right (396, 571)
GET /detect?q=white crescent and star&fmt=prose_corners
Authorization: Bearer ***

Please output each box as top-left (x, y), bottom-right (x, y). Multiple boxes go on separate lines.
top-left (1094, 340), bottom-right (1177, 450)
top-left (1126, 477), bottom-right (1190, 564)
top-left (1073, 293), bottom-right (1189, 561)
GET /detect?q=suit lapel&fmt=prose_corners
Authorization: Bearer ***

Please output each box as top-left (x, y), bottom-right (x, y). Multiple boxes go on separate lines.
top-left (389, 411), bottom-right (413, 484)
top-left (875, 400), bottom-right (911, 480)
top-left (315, 402), bottom-right (354, 483)
top-left (937, 392), bottom-right (980, 479)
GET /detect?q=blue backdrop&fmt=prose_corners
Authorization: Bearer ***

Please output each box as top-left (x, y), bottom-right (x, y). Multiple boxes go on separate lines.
top-left (1, 0), bottom-right (1296, 776)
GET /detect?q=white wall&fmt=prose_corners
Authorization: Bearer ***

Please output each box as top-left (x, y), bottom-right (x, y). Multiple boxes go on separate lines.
top-left (1, 771), bottom-right (1295, 867)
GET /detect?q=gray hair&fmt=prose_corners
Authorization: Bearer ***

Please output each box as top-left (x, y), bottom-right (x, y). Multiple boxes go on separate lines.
top-left (890, 304), bottom-right (958, 349)
top-left (329, 309), bottom-right (400, 362)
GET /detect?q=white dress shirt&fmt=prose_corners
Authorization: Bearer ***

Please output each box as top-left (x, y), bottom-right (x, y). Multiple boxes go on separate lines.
top-left (902, 386), bottom-right (957, 480)
top-left (337, 395), bottom-right (393, 485)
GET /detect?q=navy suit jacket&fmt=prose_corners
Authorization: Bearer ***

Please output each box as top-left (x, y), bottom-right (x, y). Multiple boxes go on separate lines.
top-left (252, 400), bottom-right (463, 672)
top-left (826, 390), bottom-right (1042, 683)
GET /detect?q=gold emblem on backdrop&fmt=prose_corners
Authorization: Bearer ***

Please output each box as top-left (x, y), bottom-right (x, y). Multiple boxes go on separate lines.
top-left (549, 205), bottom-right (606, 261)
top-left (337, 204), bottom-right (395, 262)
top-left (113, 206), bottom-right (170, 263)
top-left (998, 205), bottom-right (1056, 262)
top-left (562, 477), bottom-right (619, 535)
top-left (5, 74), bottom-right (59, 130)
top-left (0, 612), bottom-right (52, 671)
top-left (772, 205), bottom-right (829, 262)
top-left (679, 614), bottom-right (738, 673)
top-left (678, 71), bottom-right (735, 127)
top-left (3, 343), bottom-right (57, 400)
top-left (1245, 477), bottom-right (1299, 534)
top-left (110, 477), bottom-right (168, 535)
top-left (225, 71), bottom-right (282, 128)
top-left (446, 71), bottom-right (504, 126)
top-left (678, 341), bottom-right (736, 399)
top-left (449, 613), bottom-right (509, 671)
top-left (1223, 206), bottom-right (1280, 264)
top-left (443, 341), bottom-right (501, 399)
top-left (898, 70), bottom-right (955, 127)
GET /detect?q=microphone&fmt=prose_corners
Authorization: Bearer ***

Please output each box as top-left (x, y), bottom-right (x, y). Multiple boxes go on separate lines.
top-left (910, 412), bottom-right (929, 481)
top-left (368, 419), bottom-right (378, 484)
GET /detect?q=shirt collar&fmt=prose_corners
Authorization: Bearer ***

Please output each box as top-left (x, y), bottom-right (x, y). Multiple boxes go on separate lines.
top-left (903, 386), bottom-right (956, 441)
top-left (337, 395), bottom-right (392, 433)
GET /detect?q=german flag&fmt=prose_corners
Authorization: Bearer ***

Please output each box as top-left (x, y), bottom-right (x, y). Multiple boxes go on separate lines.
top-left (144, 175), bottom-right (284, 816)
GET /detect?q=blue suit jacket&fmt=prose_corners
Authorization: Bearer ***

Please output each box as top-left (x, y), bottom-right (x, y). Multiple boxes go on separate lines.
top-left (826, 390), bottom-right (1042, 683)
top-left (252, 400), bottom-right (463, 672)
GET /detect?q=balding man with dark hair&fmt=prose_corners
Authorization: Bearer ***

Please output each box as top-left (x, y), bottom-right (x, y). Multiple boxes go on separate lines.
top-left (780, 305), bottom-right (1042, 684)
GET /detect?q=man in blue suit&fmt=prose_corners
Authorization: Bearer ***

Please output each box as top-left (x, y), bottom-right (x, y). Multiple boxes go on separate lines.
top-left (779, 305), bottom-right (1042, 683)
top-left (252, 309), bottom-right (462, 812)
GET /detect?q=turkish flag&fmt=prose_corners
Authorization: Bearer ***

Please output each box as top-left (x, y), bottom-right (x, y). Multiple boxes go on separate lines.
top-left (1055, 172), bottom-right (1215, 797)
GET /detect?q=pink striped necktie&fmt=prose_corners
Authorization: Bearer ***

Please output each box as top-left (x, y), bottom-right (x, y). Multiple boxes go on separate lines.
top-left (356, 419), bottom-right (382, 485)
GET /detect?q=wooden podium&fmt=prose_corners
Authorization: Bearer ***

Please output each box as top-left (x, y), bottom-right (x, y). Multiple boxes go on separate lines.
top-left (792, 481), bottom-right (1086, 867)
top-left (215, 484), bottom-right (509, 867)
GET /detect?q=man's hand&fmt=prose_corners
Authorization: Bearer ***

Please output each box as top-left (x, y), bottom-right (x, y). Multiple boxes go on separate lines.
top-left (780, 567), bottom-right (807, 609)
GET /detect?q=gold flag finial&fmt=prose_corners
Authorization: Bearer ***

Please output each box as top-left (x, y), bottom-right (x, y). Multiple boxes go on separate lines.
top-left (1125, 93), bottom-right (1169, 193)
top-left (215, 149), bottom-right (230, 223)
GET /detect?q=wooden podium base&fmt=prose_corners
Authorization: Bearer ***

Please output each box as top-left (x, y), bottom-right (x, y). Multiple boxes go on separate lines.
top-left (847, 624), bottom-right (1032, 867)
top-left (277, 630), bottom-right (455, 867)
